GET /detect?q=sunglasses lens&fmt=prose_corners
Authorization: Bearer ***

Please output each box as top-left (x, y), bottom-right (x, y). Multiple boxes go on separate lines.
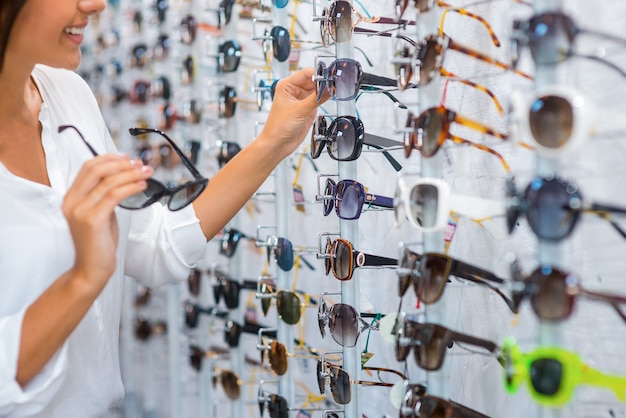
top-left (276, 291), bottom-right (301, 325)
top-left (419, 108), bottom-right (444, 157)
top-left (324, 238), bottom-right (332, 276)
top-left (394, 45), bottom-right (414, 90)
top-left (525, 178), bottom-right (579, 240)
top-left (310, 116), bottom-right (327, 159)
top-left (318, 299), bottom-right (328, 338)
top-left (330, 1), bottom-right (353, 44)
top-left (333, 240), bottom-right (352, 280)
top-left (268, 341), bottom-right (288, 376)
top-left (221, 371), bottom-right (240, 400)
top-left (315, 60), bottom-right (327, 101)
top-left (330, 367), bottom-right (351, 404)
top-left (225, 321), bottom-right (241, 347)
top-left (271, 26), bottom-right (291, 62)
top-left (398, 250), bottom-right (415, 298)
top-left (275, 238), bottom-right (294, 271)
top-left (188, 268), bottom-right (201, 296)
top-left (418, 254), bottom-right (449, 304)
top-left (317, 360), bottom-right (327, 394)
top-left (220, 229), bottom-right (238, 257)
top-left (528, 13), bottom-right (576, 65)
top-left (180, 15), bottom-right (197, 44)
top-left (530, 358), bottom-right (562, 396)
top-left (413, 323), bottom-right (446, 371)
top-left (220, 41), bottom-right (241, 72)
top-left (219, 87), bottom-right (237, 118)
top-left (185, 304), bottom-right (198, 328)
top-left (328, 304), bottom-right (359, 347)
top-left (335, 181), bottom-right (362, 220)
top-left (328, 117), bottom-right (360, 161)
top-left (169, 180), bottom-right (207, 211)
top-left (119, 178), bottom-right (165, 209)
top-left (323, 179), bottom-right (336, 216)
top-left (409, 184), bottom-right (439, 229)
top-left (189, 346), bottom-right (204, 371)
top-left (261, 284), bottom-right (272, 316)
top-left (222, 279), bottom-right (241, 309)
top-left (329, 59), bottom-right (360, 100)
top-left (505, 177), bottom-right (520, 234)
top-left (530, 267), bottom-right (573, 320)
top-left (268, 394), bottom-right (289, 418)
top-left (529, 95), bottom-right (573, 149)
top-left (418, 38), bottom-right (439, 86)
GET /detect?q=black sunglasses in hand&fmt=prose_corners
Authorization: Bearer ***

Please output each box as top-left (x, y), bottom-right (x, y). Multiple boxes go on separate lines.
top-left (58, 125), bottom-right (208, 211)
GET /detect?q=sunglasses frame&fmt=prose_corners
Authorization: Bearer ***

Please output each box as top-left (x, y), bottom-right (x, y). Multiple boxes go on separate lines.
top-left (320, 236), bottom-right (398, 281)
top-left (320, 178), bottom-right (395, 220)
top-left (317, 293), bottom-right (381, 347)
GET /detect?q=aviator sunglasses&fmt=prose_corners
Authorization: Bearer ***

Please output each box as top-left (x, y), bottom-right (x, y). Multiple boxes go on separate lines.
top-left (58, 125), bottom-right (208, 211)
top-left (506, 176), bottom-right (626, 242)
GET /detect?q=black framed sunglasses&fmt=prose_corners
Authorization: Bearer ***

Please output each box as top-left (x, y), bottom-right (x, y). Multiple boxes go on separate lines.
top-left (321, 178), bottom-right (394, 220)
top-left (217, 40), bottom-right (242, 73)
top-left (219, 227), bottom-right (253, 257)
top-left (317, 295), bottom-right (382, 347)
top-left (511, 11), bottom-right (626, 77)
top-left (317, 360), bottom-right (407, 405)
top-left (58, 125), bottom-right (208, 211)
top-left (262, 25), bottom-right (291, 63)
top-left (510, 261), bottom-right (626, 323)
top-left (506, 175), bottom-right (626, 242)
top-left (212, 273), bottom-right (258, 310)
top-left (396, 316), bottom-right (498, 371)
top-left (398, 247), bottom-right (517, 312)
top-left (322, 237), bottom-right (398, 281)
top-left (258, 391), bottom-right (289, 418)
top-left (314, 58), bottom-right (400, 102)
top-left (216, 140), bottom-right (242, 168)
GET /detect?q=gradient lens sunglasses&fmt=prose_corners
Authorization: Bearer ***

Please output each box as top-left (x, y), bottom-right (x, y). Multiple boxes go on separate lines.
top-left (317, 359), bottom-right (407, 405)
top-left (219, 227), bottom-right (254, 257)
top-left (58, 125), bottom-right (208, 211)
top-left (315, 0), bottom-right (414, 48)
top-left (402, 105), bottom-right (512, 174)
top-left (396, 315), bottom-right (498, 371)
top-left (397, 247), bottom-right (517, 312)
top-left (502, 337), bottom-right (626, 406)
top-left (318, 294), bottom-right (382, 347)
top-left (311, 116), bottom-right (403, 171)
top-left (506, 176), bottom-right (626, 242)
top-left (511, 11), bottom-right (626, 77)
top-left (314, 58), bottom-right (401, 102)
top-left (509, 261), bottom-right (626, 323)
top-left (321, 178), bottom-right (394, 220)
top-left (321, 236), bottom-right (398, 281)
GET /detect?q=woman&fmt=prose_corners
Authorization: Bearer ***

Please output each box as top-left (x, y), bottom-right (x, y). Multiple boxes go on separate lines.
top-left (0, 0), bottom-right (325, 416)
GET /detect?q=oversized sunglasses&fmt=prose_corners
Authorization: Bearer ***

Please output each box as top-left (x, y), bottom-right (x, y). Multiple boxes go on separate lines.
top-left (58, 125), bottom-right (208, 211)
top-left (402, 105), bottom-right (512, 173)
top-left (317, 360), bottom-right (407, 405)
top-left (219, 227), bottom-right (254, 257)
top-left (396, 316), bottom-right (498, 371)
top-left (216, 40), bottom-right (242, 73)
top-left (397, 247), bottom-right (517, 312)
top-left (502, 337), bottom-right (626, 406)
top-left (395, 0), bottom-right (500, 48)
top-left (316, 0), bottom-right (413, 48)
top-left (506, 175), bottom-right (626, 242)
top-left (317, 295), bottom-right (381, 347)
top-left (394, 176), bottom-right (506, 233)
top-left (310, 115), bottom-right (403, 171)
top-left (322, 237), bottom-right (398, 281)
top-left (510, 262), bottom-right (626, 323)
top-left (511, 11), bottom-right (626, 77)
top-left (321, 178), bottom-right (394, 221)
top-left (314, 58), bottom-right (400, 102)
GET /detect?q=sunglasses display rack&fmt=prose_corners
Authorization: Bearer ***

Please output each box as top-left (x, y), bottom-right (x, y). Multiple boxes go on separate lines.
top-left (76, 0), bottom-right (626, 417)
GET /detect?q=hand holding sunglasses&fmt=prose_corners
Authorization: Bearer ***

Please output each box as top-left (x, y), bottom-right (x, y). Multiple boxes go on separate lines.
top-left (502, 337), bottom-right (626, 406)
top-left (506, 175), bottom-right (626, 242)
top-left (58, 125), bottom-right (208, 211)
top-left (397, 247), bottom-right (517, 313)
top-left (510, 261), bottom-right (626, 323)
top-left (396, 314), bottom-right (498, 371)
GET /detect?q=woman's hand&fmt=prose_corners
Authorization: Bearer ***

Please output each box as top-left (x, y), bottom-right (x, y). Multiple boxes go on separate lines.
top-left (62, 154), bottom-right (153, 292)
top-left (259, 68), bottom-right (330, 159)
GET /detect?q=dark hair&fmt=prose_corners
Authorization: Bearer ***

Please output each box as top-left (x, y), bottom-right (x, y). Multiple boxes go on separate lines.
top-left (0, 0), bottom-right (28, 72)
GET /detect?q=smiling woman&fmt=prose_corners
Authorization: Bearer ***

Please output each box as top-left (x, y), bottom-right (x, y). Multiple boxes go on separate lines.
top-left (0, 0), bottom-right (325, 416)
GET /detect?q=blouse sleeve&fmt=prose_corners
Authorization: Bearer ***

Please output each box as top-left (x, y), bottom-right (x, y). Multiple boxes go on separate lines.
top-left (0, 308), bottom-right (70, 417)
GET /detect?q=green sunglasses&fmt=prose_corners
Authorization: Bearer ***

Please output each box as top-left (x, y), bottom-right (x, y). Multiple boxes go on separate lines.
top-left (502, 337), bottom-right (626, 406)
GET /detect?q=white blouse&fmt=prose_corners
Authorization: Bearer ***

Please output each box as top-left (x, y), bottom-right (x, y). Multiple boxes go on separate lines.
top-left (0, 65), bottom-right (207, 417)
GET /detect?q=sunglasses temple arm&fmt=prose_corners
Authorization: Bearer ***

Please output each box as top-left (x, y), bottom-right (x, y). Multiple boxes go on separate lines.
top-left (448, 400), bottom-right (491, 418)
top-left (448, 135), bottom-right (512, 174)
top-left (579, 364), bottom-right (626, 401)
top-left (448, 330), bottom-right (498, 354)
top-left (439, 68), bottom-right (504, 115)
top-left (440, 6), bottom-right (501, 48)
top-left (353, 27), bottom-right (417, 47)
top-left (581, 289), bottom-right (626, 323)
top-left (446, 38), bottom-right (533, 80)
top-left (449, 262), bottom-right (518, 313)
top-left (58, 125), bottom-right (100, 156)
top-left (570, 52), bottom-right (626, 79)
top-left (579, 28), bottom-right (626, 49)
top-left (361, 72), bottom-right (398, 87)
top-left (453, 113), bottom-right (508, 140)
top-left (360, 253), bottom-right (398, 267)
top-left (364, 193), bottom-right (394, 209)
top-left (363, 133), bottom-right (403, 172)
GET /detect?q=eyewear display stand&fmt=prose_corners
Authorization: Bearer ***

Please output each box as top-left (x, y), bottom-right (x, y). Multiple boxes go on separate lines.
top-left (334, 2), bottom-right (361, 417)
top-left (532, 1), bottom-right (564, 418)
top-left (416, 5), bottom-right (448, 400)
